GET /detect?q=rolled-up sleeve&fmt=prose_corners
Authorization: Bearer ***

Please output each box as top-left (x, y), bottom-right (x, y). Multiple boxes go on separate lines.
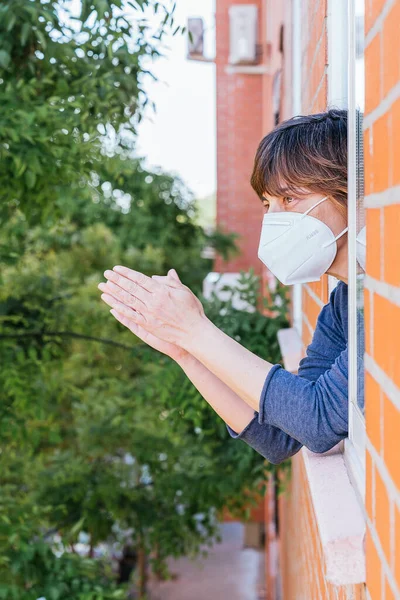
top-left (258, 348), bottom-right (349, 453)
top-left (226, 282), bottom-right (356, 460)
top-left (226, 409), bottom-right (303, 464)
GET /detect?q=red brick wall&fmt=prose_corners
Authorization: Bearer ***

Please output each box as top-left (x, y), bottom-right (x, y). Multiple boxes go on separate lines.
top-left (364, 1), bottom-right (400, 598)
top-left (300, 0), bottom-right (330, 329)
top-left (279, 458), bottom-right (366, 600)
top-left (214, 0), bottom-right (265, 275)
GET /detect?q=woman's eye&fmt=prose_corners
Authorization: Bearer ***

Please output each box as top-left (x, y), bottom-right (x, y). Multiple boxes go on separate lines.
top-left (263, 203), bottom-right (269, 212)
top-left (283, 196), bottom-right (299, 207)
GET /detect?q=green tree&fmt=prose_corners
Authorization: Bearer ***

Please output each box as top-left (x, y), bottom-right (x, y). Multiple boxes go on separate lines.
top-left (0, 0), bottom-right (178, 223)
top-left (0, 1), bottom-right (287, 598)
top-left (1, 209), bottom-right (286, 598)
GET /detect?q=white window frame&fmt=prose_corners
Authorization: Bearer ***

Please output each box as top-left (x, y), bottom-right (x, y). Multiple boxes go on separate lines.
top-left (344, 0), bottom-right (366, 503)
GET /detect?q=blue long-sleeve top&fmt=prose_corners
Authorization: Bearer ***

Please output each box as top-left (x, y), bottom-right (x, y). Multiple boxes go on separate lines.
top-left (226, 281), bottom-right (365, 464)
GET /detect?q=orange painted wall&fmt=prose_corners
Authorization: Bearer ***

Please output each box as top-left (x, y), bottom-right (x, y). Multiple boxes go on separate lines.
top-left (364, 1), bottom-right (400, 598)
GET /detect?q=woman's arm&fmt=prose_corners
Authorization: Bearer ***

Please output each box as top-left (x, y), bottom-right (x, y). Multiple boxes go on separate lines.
top-left (176, 352), bottom-right (303, 464)
top-left (99, 267), bottom-right (351, 454)
top-left (106, 308), bottom-right (302, 464)
top-left (177, 352), bottom-right (257, 432)
top-left (183, 316), bottom-right (273, 412)
top-left (100, 266), bottom-right (274, 413)
top-left (183, 316), bottom-right (351, 454)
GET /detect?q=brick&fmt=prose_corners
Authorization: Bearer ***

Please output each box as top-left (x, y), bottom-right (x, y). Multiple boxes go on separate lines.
top-left (364, 128), bottom-right (373, 196)
top-left (366, 528), bottom-right (382, 599)
top-left (366, 209), bottom-right (381, 279)
top-left (365, 33), bottom-right (382, 115)
top-left (383, 394), bottom-right (400, 492)
top-left (320, 275), bottom-right (329, 304)
top-left (303, 317), bottom-right (313, 347)
top-left (312, 76), bottom-right (327, 113)
top-left (304, 290), bottom-right (323, 330)
top-left (373, 294), bottom-right (396, 376)
top-left (382, 0), bottom-right (400, 96)
top-left (355, 587), bottom-right (368, 600)
top-left (308, 278), bottom-right (329, 305)
top-left (365, 0), bottom-right (387, 34)
top-left (390, 98), bottom-right (400, 186)
top-left (364, 287), bottom-right (371, 355)
top-left (365, 371), bottom-right (382, 453)
top-left (377, 301), bottom-right (400, 388)
top-left (366, 450), bottom-right (374, 519)
top-left (383, 204), bottom-right (400, 286)
top-left (372, 114), bottom-right (391, 193)
top-left (385, 579), bottom-right (396, 600)
top-left (395, 505), bottom-right (400, 588)
top-left (393, 303), bottom-right (400, 390)
top-left (375, 468), bottom-right (391, 561)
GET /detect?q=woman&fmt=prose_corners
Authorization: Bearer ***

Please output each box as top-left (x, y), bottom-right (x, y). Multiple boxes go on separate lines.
top-left (98, 108), bottom-right (365, 464)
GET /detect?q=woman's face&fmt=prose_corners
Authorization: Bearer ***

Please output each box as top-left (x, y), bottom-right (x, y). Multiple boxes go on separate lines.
top-left (261, 188), bottom-right (349, 282)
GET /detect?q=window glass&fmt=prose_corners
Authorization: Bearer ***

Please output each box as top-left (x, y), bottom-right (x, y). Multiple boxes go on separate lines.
top-left (355, 0), bottom-right (365, 415)
top-left (346, 0), bottom-right (366, 490)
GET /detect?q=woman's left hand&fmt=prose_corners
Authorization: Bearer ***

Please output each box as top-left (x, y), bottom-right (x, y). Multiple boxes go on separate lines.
top-left (98, 266), bottom-right (206, 349)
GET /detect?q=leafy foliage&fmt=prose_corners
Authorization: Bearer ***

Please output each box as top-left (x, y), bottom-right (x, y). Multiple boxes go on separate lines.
top-left (0, 196), bottom-right (289, 597)
top-left (0, 0), bottom-right (178, 223)
top-left (0, 1), bottom-right (289, 598)
top-left (0, 499), bottom-right (126, 600)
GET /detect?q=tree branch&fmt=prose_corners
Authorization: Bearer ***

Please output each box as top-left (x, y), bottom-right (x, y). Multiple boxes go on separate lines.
top-left (0, 331), bottom-right (146, 351)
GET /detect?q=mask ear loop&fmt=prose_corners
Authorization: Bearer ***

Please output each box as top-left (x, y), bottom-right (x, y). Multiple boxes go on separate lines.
top-left (323, 226), bottom-right (349, 248)
top-left (301, 195), bottom-right (329, 218)
top-left (300, 195), bottom-right (349, 248)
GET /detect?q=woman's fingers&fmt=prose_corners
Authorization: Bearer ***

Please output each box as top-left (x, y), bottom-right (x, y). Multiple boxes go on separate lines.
top-left (110, 308), bottom-right (139, 334)
top-left (110, 308), bottom-right (131, 327)
top-left (100, 293), bottom-right (146, 325)
top-left (110, 308), bottom-right (170, 354)
top-left (168, 269), bottom-right (181, 282)
top-left (112, 266), bottom-right (159, 293)
top-left (110, 309), bottom-right (151, 343)
top-left (98, 280), bottom-right (145, 309)
top-left (151, 273), bottom-right (182, 289)
top-left (103, 269), bottom-right (153, 304)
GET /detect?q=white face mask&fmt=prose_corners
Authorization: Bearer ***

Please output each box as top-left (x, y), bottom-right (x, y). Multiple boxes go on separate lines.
top-left (258, 196), bottom-right (348, 285)
top-left (356, 226), bottom-right (366, 271)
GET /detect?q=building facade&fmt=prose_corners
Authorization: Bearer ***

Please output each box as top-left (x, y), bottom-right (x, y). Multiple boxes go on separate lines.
top-left (214, 0), bottom-right (400, 598)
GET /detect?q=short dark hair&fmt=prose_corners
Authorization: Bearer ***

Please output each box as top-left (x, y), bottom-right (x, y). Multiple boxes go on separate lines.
top-left (250, 108), bottom-right (348, 215)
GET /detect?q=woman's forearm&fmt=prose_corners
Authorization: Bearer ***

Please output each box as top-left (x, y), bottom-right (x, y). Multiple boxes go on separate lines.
top-left (182, 317), bottom-right (274, 412)
top-left (176, 352), bottom-right (257, 434)
top-left (98, 267), bottom-right (273, 414)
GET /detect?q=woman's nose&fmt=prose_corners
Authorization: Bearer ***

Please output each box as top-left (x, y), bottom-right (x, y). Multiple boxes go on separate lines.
top-left (268, 201), bottom-right (284, 213)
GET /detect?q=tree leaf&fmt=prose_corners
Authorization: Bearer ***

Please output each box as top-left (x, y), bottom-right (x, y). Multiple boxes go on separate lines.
top-left (0, 50), bottom-right (10, 69)
top-left (25, 169), bottom-right (37, 189)
top-left (21, 23), bottom-right (31, 47)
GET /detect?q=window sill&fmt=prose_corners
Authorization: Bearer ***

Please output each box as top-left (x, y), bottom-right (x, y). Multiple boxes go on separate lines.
top-left (302, 445), bottom-right (366, 585)
top-left (277, 327), bottom-right (366, 586)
